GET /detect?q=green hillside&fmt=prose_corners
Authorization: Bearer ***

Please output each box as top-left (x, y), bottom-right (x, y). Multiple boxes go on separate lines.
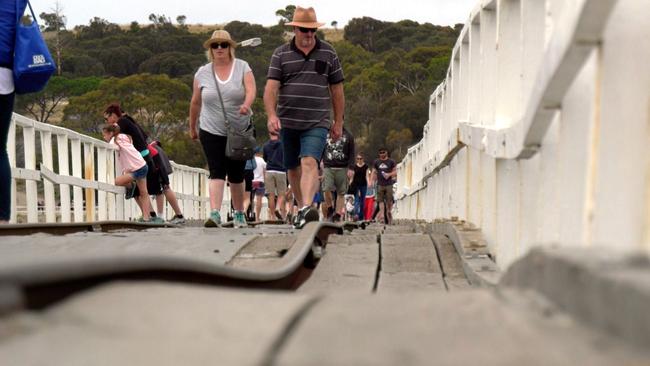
top-left (16, 10), bottom-right (461, 167)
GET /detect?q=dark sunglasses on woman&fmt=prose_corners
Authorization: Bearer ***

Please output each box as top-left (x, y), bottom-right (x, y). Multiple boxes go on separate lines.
top-left (211, 42), bottom-right (230, 49)
top-left (298, 27), bottom-right (317, 33)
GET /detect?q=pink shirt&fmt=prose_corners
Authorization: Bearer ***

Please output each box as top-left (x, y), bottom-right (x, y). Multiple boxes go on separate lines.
top-left (113, 134), bottom-right (146, 174)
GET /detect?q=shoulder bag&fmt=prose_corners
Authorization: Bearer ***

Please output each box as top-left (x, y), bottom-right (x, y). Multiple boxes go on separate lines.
top-left (13, 0), bottom-right (56, 94)
top-left (211, 62), bottom-right (256, 161)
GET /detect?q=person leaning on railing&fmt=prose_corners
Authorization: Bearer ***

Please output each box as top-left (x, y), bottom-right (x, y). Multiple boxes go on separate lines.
top-left (0, 0), bottom-right (27, 224)
top-left (101, 124), bottom-right (153, 221)
top-left (104, 103), bottom-right (163, 223)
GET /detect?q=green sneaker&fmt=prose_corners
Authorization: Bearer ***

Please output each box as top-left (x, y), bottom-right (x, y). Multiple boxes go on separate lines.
top-left (149, 216), bottom-right (165, 224)
top-left (233, 211), bottom-right (248, 228)
top-left (205, 210), bottom-right (221, 227)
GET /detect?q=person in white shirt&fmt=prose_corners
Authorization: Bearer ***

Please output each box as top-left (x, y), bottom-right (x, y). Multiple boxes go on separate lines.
top-left (252, 148), bottom-right (266, 221)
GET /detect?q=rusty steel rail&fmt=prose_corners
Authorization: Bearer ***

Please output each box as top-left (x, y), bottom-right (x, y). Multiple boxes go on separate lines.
top-left (0, 222), bottom-right (344, 312)
top-left (0, 221), bottom-right (175, 236)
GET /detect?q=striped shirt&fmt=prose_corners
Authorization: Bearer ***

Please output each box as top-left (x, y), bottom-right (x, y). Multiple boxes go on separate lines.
top-left (267, 37), bottom-right (344, 130)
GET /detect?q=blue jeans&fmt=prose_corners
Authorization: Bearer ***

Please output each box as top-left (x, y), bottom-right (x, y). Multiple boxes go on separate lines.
top-left (280, 127), bottom-right (328, 169)
top-left (130, 164), bottom-right (149, 180)
top-left (353, 185), bottom-right (367, 220)
top-left (0, 92), bottom-right (15, 221)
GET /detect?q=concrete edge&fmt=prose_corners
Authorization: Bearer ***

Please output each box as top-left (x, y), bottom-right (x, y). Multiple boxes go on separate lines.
top-left (413, 219), bottom-right (502, 288)
top-left (500, 246), bottom-right (650, 349)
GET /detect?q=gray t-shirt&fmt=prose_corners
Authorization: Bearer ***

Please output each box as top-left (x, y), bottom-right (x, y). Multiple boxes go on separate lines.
top-left (195, 58), bottom-right (252, 136)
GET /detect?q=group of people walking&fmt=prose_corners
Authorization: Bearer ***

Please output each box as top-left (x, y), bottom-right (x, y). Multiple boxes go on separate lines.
top-left (189, 6), bottom-right (396, 229)
top-left (0, 5), bottom-right (397, 227)
top-left (184, 6), bottom-right (330, 229)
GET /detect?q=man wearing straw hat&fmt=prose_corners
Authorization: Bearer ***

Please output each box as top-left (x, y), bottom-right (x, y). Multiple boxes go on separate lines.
top-left (264, 6), bottom-right (345, 229)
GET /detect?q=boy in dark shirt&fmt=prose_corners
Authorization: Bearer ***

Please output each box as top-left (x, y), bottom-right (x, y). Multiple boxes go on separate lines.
top-left (322, 127), bottom-right (355, 221)
top-left (262, 131), bottom-right (287, 220)
top-left (370, 147), bottom-right (396, 225)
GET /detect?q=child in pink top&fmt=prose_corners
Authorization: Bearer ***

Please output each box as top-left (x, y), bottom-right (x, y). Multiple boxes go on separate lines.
top-left (102, 125), bottom-right (152, 221)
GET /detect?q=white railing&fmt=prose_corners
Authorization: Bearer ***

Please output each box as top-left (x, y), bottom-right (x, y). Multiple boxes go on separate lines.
top-left (8, 113), bottom-right (211, 223)
top-left (396, 0), bottom-right (650, 269)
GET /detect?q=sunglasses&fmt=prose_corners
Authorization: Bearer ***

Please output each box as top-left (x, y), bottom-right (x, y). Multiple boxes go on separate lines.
top-left (298, 27), bottom-right (317, 33)
top-left (210, 42), bottom-right (230, 49)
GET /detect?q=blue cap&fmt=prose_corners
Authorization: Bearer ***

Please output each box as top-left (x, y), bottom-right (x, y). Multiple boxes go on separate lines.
top-left (255, 146), bottom-right (262, 153)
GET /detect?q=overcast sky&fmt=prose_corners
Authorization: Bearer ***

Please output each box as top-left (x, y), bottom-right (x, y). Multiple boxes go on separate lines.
top-left (28, 0), bottom-right (477, 29)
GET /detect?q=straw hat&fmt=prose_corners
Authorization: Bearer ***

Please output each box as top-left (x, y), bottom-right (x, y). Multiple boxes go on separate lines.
top-left (286, 7), bottom-right (325, 28)
top-left (203, 29), bottom-right (237, 49)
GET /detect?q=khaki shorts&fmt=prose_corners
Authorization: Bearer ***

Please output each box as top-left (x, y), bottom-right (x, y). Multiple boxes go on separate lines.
top-left (265, 171), bottom-right (287, 195)
top-left (323, 167), bottom-right (348, 193)
top-left (376, 185), bottom-right (394, 203)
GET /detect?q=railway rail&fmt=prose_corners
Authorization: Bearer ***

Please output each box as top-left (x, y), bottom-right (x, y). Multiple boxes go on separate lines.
top-left (0, 221), bottom-right (343, 312)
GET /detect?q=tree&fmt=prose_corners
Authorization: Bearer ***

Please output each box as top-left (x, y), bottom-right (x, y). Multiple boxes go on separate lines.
top-left (386, 128), bottom-right (413, 161)
top-left (45, 13), bottom-right (458, 165)
top-left (15, 76), bottom-right (102, 123)
top-left (19, 14), bottom-right (33, 25)
top-left (40, 1), bottom-right (67, 75)
top-left (61, 54), bottom-right (105, 76)
top-left (64, 73), bottom-right (190, 134)
top-left (75, 17), bottom-right (121, 40)
top-left (148, 13), bottom-right (172, 27)
top-left (138, 52), bottom-right (204, 77)
top-left (129, 21), bottom-right (141, 33)
top-left (275, 5), bottom-right (296, 26)
top-left (39, 9), bottom-right (65, 31)
top-left (344, 17), bottom-right (387, 52)
top-left (95, 46), bottom-right (153, 77)
top-left (62, 74), bottom-right (201, 165)
top-left (331, 20), bottom-right (338, 30)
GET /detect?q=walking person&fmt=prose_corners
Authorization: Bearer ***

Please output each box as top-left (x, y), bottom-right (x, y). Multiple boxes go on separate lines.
top-left (370, 148), bottom-right (397, 225)
top-left (190, 30), bottom-right (256, 228)
top-left (264, 6), bottom-right (345, 229)
top-left (322, 127), bottom-right (355, 222)
top-left (0, 0), bottom-right (27, 223)
top-left (252, 148), bottom-right (266, 221)
top-left (243, 157), bottom-right (256, 221)
top-left (148, 140), bottom-right (186, 224)
top-left (263, 131), bottom-right (287, 220)
top-left (101, 125), bottom-right (152, 221)
top-left (350, 153), bottom-right (370, 221)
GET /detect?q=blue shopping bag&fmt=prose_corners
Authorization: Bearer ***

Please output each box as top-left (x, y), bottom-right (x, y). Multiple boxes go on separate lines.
top-left (13, 0), bottom-right (55, 94)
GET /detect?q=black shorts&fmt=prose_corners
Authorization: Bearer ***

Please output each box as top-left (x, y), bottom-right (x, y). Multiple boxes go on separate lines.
top-left (152, 153), bottom-right (170, 188)
top-left (144, 155), bottom-right (163, 195)
top-left (244, 169), bottom-right (254, 192)
top-left (199, 129), bottom-right (245, 183)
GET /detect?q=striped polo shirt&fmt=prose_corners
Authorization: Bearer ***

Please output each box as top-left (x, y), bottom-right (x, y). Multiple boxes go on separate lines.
top-left (267, 37), bottom-right (344, 130)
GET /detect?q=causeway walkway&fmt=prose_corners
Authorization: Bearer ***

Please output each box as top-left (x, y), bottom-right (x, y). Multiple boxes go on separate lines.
top-left (0, 222), bottom-right (648, 365)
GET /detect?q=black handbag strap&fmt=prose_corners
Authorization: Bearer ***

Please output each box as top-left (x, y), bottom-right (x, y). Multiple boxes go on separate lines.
top-left (210, 63), bottom-right (231, 129)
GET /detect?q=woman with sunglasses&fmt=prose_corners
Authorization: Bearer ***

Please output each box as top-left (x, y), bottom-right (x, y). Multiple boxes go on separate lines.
top-left (189, 30), bottom-right (256, 228)
top-left (350, 154), bottom-right (370, 221)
